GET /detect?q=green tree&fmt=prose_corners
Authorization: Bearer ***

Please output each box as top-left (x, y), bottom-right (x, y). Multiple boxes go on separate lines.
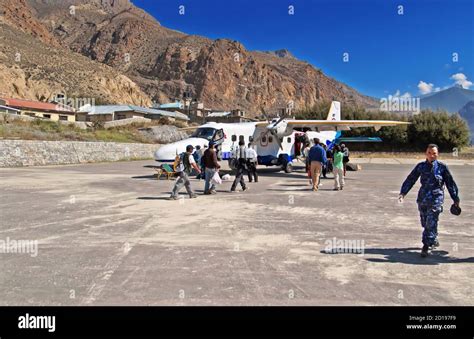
top-left (295, 104), bottom-right (470, 151)
top-left (408, 111), bottom-right (470, 151)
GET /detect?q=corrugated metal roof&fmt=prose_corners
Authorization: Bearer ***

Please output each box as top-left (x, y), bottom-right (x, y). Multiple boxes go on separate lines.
top-left (1, 98), bottom-right (75, 113)
top-left (79, 104), bottom-right (189, 121)
top-left (207, 111), bottom-right (231, 117)
top-left (159, 102), bottom-right (183, 109)
top-left (80, 105), bottom-right (132, 115)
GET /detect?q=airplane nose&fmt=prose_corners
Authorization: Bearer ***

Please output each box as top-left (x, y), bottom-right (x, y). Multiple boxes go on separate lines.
top-left (154, 144), bottom-right (176, 161)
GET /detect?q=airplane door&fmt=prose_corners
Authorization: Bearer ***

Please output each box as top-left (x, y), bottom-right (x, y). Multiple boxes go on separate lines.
top-left (212, 128), bottom-right (225, 160)
top-left (212, 128), bottom-right (225, 146)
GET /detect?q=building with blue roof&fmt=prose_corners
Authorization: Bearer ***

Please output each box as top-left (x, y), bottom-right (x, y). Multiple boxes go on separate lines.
top-left (78, 104), bottom-right (189, 122)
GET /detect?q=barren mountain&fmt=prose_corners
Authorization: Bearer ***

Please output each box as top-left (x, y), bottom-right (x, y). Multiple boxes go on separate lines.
top-left (2, 0), bottom-right (378, 114)
top-left (0, 0), bottom-right (151, 105)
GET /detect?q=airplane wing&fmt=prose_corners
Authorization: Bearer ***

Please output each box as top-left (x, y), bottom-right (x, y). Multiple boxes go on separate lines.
top-left (283, 120), bottom-right (410, 131)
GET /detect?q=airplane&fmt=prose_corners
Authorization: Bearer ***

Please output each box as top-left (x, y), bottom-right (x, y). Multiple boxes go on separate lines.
top-left (154, 101), bottom-right (410, 173)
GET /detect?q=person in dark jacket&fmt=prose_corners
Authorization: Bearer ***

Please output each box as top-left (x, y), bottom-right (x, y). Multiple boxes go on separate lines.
top-left (202, 142), bottom-right (220, 195)
top-left (308, 138), bottom-right (327, 191)
top-left (399, 144), bottom-right (460, 257)
top-left (194, 145), bottom-right (203, 179)
top-left (321, 143), bottom-right (328, 178)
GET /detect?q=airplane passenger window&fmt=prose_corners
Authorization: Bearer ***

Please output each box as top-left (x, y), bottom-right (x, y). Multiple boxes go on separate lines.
top-left (287, 137), bottom-right (291, 143)
top-left (239, 135), bottom-right (245, 143)
top-left (231, 135), bottom-right (237, 142)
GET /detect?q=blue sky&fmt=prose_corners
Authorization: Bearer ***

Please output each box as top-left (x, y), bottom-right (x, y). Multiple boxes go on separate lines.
top-left (132, 0), bottom-right (473, 99)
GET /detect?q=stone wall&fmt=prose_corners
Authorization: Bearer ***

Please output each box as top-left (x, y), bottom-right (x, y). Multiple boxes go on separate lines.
top-left (104, 117), bottom-right (151, 129)
top-left (0, 140), bottom-right (160, 167)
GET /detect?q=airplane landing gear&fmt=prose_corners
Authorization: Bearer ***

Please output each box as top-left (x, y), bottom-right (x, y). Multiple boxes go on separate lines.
top-left (283, 162), bottom-right (293, 173)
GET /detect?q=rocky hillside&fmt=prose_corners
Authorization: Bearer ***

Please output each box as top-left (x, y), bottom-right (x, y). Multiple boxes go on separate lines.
top-left (20, 0), bottom-right (378, 115)
top-left (0, 0), bottom-right (151, 105)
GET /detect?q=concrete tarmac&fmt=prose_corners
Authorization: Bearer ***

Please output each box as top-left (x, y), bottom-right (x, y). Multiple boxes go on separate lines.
top-left (0, 160), bottom-right (473, 305)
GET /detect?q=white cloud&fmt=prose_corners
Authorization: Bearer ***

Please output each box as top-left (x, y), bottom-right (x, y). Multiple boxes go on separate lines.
top-left (418, 81), bottom-right (434, 95)
top-left (450, 73), bottom-right (472, 88)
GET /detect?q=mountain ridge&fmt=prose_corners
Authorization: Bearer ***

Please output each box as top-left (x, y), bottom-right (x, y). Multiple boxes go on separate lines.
top-left (420, 86), bottom-right (474, 113)
top-left (2, 0), bottom-right (380, 115)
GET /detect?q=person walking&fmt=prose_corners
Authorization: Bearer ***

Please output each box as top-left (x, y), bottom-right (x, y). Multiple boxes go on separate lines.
top-left (199, 145), bottom-right (208, 178)
top-left (302, 142), bottom-right (312, 185)
top-left (321, 143), bottom-right (328, 179)
top-left (399, 144), bottom-right (460, 257)
top-left (230, 140), bottom-right (249, 192)
top-left (202, 141), bottom-right (220, 195)
top-left (246, 143), bottom-right (258, 183)
top-left (194, 145), bottom-right (203, 179)
top-left (168, 145), bottom-right (201, 200)
top-left (332, 145), bottom-right (345, 191)
top-left (341, 143), bottom-right (350, 176)
top-left (308, 138), bottom-right (327, 191)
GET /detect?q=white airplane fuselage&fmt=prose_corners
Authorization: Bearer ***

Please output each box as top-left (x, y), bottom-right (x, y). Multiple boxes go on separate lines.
top-left (154, 121), bottom-right (338, 168)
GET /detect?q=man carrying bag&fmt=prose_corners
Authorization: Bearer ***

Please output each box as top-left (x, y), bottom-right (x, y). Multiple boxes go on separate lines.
top-left (202, 141), bottom-right (221, 195)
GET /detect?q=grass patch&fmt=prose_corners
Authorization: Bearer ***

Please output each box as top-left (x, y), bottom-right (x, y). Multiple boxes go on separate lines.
top-left (0, 119), bottom-right (156, 143)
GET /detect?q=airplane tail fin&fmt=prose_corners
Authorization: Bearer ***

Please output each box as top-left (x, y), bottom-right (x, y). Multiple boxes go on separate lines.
top-left (326, 101), bottom-right (341, 121)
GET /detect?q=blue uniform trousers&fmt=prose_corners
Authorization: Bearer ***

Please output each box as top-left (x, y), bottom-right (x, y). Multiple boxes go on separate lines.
top-left (418, 204), bottom-right (442, 246)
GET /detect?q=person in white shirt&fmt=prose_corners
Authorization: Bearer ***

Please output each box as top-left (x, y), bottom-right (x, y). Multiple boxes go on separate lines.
top-left (230, 140), bottom-right (249, 192)
top-left (246, 143), bottom-right (258, 183)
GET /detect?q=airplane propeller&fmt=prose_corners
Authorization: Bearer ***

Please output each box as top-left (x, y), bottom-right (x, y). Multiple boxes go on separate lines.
top-left (254, 107), bottom-right (287, 150)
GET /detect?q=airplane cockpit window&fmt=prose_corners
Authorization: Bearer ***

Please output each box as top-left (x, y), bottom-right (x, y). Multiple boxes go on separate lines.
top-left (191, 128), bottom-right (217, 141)
top-left (214, 129), bottom-right (224, 141)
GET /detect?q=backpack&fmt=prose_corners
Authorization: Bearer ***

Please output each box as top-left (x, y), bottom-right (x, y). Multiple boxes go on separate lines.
top-left (174, 152), bottom-right (191, 174)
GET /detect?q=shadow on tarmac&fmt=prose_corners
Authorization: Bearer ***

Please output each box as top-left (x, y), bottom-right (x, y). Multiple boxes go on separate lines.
top-left (132, 175), bottom-right (158, 180)
top-left (137, 196), bottom-right (170, 200)
top-left (321, 248), bottom-right (474, 265)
